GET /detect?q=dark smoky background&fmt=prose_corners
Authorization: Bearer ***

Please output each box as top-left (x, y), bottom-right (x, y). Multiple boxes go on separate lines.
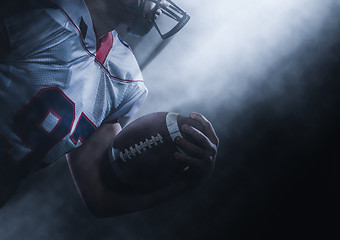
top-left (0, 0), bottom-right (339, 239)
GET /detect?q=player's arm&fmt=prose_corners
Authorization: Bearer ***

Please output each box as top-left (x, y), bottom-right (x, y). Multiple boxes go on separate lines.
top-left (0, 21), bottom-right (10, 59)
top-left (66, 112), bottom-right (218, 217)
top-left (66, 122), bottom-right (197, 217)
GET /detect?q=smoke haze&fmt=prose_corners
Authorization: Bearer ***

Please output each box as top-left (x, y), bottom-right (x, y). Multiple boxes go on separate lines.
top-left (0, 0), bottom-right (339, 239)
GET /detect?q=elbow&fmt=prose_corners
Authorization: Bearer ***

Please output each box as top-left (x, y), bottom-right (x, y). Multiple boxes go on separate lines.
top-left (90, 210), bottom-right (125, 219)
top-left (87, 202), bottom-right (135, 218)
top-left (83, 192), bottom-right (140, 218)
top-left (88, 208), bottom-right (115, 219)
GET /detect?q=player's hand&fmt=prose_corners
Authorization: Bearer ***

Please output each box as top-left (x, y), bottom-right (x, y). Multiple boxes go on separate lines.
top-left (174, 112), bottom-right (219, 182)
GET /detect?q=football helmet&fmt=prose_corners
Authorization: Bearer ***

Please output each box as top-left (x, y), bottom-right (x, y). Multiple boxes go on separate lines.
top-left (123, 0), bottom-right (190, 39)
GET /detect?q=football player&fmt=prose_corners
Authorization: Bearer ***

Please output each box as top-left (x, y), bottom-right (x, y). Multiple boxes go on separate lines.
top-left (0, 0), bottom-right (219, 217)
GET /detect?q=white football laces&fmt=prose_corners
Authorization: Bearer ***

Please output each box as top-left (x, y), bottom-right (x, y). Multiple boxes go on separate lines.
top-left (119, 133), bottom-right (164, 162)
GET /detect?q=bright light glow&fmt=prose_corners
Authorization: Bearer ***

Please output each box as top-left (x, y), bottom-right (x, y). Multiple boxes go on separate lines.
top-left (136, 0), bottom-right (336, 117)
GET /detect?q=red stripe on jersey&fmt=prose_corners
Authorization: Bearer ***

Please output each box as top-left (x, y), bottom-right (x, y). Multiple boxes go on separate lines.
top-left (95, 32), bottom-right (113, 64)
top-left (59, 8), bottom-right (144, 83)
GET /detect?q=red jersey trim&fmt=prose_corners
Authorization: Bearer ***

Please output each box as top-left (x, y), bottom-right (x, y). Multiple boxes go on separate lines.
top-left (95, 32), bottom-right (113, 64)
top-left (59, 8), bottom-right (144, 83)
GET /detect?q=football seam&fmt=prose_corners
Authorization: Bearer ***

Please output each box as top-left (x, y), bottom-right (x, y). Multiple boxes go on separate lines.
top-left (119, 133), bottom-right (164, 162)
top-left (108, 112), bottom-right (186, 186)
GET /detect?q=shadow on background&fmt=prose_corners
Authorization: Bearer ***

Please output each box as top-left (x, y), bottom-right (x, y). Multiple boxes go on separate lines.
top-left (2, 27), bottom-right (338, 240)
top-left (0, 0), bottom-right (339, 239)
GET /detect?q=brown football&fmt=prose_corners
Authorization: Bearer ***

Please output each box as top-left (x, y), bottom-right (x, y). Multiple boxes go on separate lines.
top-left (107, 112), bottom-right (203, 192)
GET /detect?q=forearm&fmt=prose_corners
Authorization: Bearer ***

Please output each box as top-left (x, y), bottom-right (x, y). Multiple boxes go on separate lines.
top-left (66, 122), bottom-right (195, 217)
top-left (93, 172), bottom-right (196, 217)
top-left (66, 122), bottom-right (123, 216)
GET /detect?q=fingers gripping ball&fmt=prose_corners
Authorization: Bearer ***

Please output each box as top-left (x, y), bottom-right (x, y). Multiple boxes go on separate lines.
top-left (107, 112), bottom-right (203, 192)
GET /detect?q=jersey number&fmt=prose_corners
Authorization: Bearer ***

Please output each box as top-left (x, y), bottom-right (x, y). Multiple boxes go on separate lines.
top-left (1, 87), bottom-right (96, 165)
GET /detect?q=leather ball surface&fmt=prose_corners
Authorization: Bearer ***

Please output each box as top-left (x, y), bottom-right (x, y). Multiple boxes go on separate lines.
top-left (109, 112), bottom-right (203, 191)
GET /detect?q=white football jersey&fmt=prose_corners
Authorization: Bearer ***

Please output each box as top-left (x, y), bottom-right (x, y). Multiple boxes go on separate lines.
top-left (0, 0), bottom-right (147, 203)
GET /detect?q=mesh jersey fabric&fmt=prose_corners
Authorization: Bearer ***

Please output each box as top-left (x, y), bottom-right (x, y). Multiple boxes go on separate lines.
top-left (0, 0), bottom-right (147, 205)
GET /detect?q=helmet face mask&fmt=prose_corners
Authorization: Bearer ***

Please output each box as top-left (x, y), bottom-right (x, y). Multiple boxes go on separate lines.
top-left (124, 0), bottom-right (190, 39)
